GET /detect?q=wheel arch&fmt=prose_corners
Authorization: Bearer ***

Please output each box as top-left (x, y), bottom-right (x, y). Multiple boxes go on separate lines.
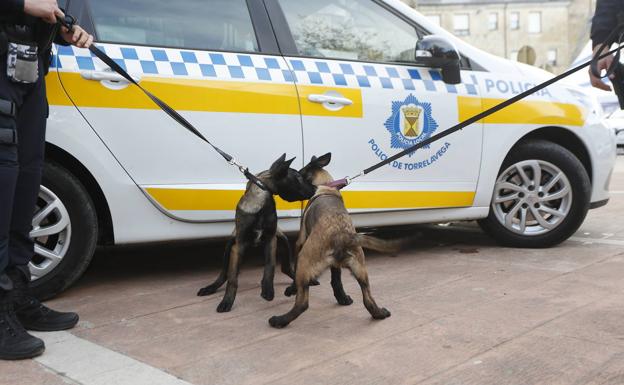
top-left (45, 142), bottom-right (114, 246)
top-left (513, 126), bottom-right (592, 183)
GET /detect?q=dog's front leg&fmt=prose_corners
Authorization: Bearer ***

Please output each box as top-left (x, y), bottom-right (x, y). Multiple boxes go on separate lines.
top-left (217, 242), bottom-right (245, 313)
top-left (198, 237), bottom-right (234, 296)
top-left (261, 237), bottom-right (277, 301)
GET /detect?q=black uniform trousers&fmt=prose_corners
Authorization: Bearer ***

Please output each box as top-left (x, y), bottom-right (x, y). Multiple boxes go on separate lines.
top-left (0, 51), bottom-right (47, 287)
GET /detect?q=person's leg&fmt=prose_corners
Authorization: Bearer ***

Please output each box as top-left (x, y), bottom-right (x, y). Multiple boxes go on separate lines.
top-left (0, 56), bottom-right (45, 360)
top-left (7, 59), bottom-right (78, 331)
top-left (8, 64), bottom-right (47, 272)
top-left (0, 113), bottom-right (18, 285)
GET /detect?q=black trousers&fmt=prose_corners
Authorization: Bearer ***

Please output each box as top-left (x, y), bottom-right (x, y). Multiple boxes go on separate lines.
top-left (0, 52), bottom-right (47, 287)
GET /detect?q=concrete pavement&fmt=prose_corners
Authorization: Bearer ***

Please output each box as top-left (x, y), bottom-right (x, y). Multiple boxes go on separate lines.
top-left (2, 154), bottom-right (624, 385)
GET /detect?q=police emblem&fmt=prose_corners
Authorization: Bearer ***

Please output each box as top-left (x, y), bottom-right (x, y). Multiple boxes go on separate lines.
top-left (384, 94), bottom-right (438, 156)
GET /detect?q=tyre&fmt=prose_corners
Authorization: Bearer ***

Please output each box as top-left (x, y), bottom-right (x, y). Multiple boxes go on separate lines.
top-left (478, 140), bottom-right (591, 248)
top-left (28, 162), bottom-right (98, 300)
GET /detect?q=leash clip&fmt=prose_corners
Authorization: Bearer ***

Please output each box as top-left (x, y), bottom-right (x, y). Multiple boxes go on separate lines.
top-left (346, 172), bottom-right (364, 186)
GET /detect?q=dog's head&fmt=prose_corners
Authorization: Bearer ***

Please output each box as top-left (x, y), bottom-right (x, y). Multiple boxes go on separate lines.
top-left (299, 153), bottom-right (333, 186)
top-left (269, 154), bottom-right (316, 202)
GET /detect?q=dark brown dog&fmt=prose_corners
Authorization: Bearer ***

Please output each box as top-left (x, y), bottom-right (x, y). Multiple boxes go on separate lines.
top-left (269, 153), bottom-right (393, 328)
top-left (197, 154), bottom-right (315, 313)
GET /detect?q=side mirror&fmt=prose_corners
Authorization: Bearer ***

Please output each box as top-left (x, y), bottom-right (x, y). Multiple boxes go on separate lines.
top-left (415, 35), bottom-right (461, 85)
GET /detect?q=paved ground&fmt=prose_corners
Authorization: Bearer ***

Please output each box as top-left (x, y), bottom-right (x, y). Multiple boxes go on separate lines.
top-left (3, 153), bottom-right (624, 385)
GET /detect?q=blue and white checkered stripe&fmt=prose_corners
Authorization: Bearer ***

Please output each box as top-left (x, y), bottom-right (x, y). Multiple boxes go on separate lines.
top-left (52, 44), bottom-right (295, 83)
top-left (51, 44), bottom-right (478, 95)
top-left (286, 58), bottom-right (478, 95)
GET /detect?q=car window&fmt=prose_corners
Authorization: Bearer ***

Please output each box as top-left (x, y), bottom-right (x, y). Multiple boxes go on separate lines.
top-left (89, 0), bottom-right (259, 52)
top-left (277, 0), bottom-right (419, 63)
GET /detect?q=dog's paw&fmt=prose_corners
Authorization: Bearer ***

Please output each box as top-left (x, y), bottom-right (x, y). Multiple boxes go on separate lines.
top-left (372, 307), bottom-right (391, 320)
top-left (261, 288), bottom-right (275, 301)
top-left (284, 285), bottom-right (296, 297)
top-left (268, 316), bottom-right (289, 329)
top-left (197, 285), bottom-right (218, 296)
top-left (309, 279), bottom-right (320, 286)
top-left (216, 300), bottom-right (234, 313)
top-left (336, 295), bottom-right (353, 306)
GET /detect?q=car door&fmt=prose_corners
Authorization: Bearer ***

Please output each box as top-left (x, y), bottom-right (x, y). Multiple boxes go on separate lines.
top-left (55, 0), bottom-right (303, 222)
top-left (267, 0), bottom-right (484, 213)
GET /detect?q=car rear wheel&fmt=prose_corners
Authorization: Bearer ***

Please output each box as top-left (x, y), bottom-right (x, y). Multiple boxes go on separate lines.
top-left (29, 162), bottom-right (98, 300)
top-left (478, 140), bottom-right (591, 248)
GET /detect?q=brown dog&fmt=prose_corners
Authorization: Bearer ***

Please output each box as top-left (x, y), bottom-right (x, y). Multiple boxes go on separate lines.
top-left (269, 153), bottom-right (393, 328)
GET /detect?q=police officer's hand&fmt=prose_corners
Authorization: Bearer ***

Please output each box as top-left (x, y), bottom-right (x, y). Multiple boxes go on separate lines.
top-left (23, 0), bottom-right (64, 24)
top-left (59, 25), bottom-right (94, 49)
top-left (590, 45), bottom-right (615, 92)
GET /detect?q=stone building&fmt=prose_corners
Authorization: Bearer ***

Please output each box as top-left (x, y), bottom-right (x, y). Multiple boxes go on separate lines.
top-left (402, 0), bottom-right (596, 74)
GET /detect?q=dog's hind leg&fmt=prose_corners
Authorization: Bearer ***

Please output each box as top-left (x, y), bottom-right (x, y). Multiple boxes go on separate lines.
top-left (261, 237), bottom-right (277, 301)
top-left (347, 248), bottom-right (391, 320)
top-left (330, 267), bottom-right (353, 306)
top-left (269, 273), bottom-right (310, 329)
top-left (276, 230), bottom-right (295, 280)
top-left (217, 242), bottom-right (246, 313)
top-left (198, 237), bottom-right (234, 296)
top-left (270, 243), bottom-right (327, 328)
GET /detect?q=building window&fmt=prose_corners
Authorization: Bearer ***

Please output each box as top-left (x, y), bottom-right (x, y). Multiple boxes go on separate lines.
top-left (488, 13), bottom-right (498, 30)
top-left (427, 14), bottom-right (441, 26)
top-left (547, 49), bottom-right (557, 66)
top-left (453, 13), bottom-right (470, 36)
top-left (510, 12), bottom-right (520, 30)
top-left (528, 12), bottom-right (541, 33)
top-left (510, 50), bottom-right (518, 61)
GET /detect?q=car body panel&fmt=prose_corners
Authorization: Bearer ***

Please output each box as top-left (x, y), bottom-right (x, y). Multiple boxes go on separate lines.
top-left (43, 0), bottom-right (616, 244)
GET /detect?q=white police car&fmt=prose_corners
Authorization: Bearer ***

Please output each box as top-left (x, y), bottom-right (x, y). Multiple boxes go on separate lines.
top-left (36, 0), bottom-right (615, 297)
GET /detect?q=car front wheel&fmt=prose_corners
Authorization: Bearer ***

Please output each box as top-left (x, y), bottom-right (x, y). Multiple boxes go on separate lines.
top-left (478, 140), bottom-right (591, 248)
top-left (29, 162), bottom-right (98, 300)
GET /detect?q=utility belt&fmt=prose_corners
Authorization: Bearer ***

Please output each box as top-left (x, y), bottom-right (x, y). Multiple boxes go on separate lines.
top-left (0, 23), bottom-right (47, 84)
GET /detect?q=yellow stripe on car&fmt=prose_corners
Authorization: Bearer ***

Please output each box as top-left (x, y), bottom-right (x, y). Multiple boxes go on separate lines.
top-left (458, 96), bottom-right (585, 126)
top-left (49, 73), bottom-right (363, 118)
top-left (144, 188), bottom-right (475, 211)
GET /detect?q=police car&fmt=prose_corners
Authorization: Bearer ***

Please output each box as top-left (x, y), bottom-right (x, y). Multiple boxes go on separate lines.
top-left (36, 0), bottom-right (615, 297)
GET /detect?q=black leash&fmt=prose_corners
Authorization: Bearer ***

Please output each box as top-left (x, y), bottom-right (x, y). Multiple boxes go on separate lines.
top-left (56, 15), bottom-right (269, 191)
top-left (332, 43), bottom-right (624, 189)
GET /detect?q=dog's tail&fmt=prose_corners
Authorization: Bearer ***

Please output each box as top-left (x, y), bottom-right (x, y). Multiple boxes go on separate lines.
top-left (355, 234), bottom-right (406, 255)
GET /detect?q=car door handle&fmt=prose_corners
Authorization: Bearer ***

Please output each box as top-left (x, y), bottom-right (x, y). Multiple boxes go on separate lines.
top-left (308, 94), bottom-right (353, 106)
top-left (80, 71), bottom-right (141, 83)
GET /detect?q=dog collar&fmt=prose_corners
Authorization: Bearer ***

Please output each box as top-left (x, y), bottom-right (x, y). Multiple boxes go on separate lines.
top-left (322, 179), bottom-right (348, 190)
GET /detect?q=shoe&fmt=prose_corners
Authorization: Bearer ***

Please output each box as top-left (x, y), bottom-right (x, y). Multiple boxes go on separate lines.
top-left (0, 289), bottom-right (45, 360)
top-left (7, 268), bottom-right (79, 332)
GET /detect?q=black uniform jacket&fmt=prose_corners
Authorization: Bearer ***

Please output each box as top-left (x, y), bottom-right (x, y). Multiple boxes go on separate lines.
top-left (591, 0), bottom-right (624, 47)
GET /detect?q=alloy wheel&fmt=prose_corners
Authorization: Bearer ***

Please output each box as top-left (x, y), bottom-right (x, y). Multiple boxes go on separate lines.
top-left (492, 160), bottom-right (572, 236)
top-left (29, 186), bottom-right (72, 280)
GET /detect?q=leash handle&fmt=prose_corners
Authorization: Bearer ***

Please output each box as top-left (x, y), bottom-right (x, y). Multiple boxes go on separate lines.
top-left (590, 23), bottom-right (624, 79)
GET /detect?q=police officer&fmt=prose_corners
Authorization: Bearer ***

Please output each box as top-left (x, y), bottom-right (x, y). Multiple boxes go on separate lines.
top-left (589, 0), bottom-right (622, 90)
top-left (0, 0), bottom-right (93, 360)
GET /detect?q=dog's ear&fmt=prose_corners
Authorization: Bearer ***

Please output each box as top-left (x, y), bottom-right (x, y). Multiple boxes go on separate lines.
top-left (270, 153), bottom-right (290, 178)
top-left (285, 157), bottom-right (296, 168)
top-left (315, 152), bottom-right (331, 168)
